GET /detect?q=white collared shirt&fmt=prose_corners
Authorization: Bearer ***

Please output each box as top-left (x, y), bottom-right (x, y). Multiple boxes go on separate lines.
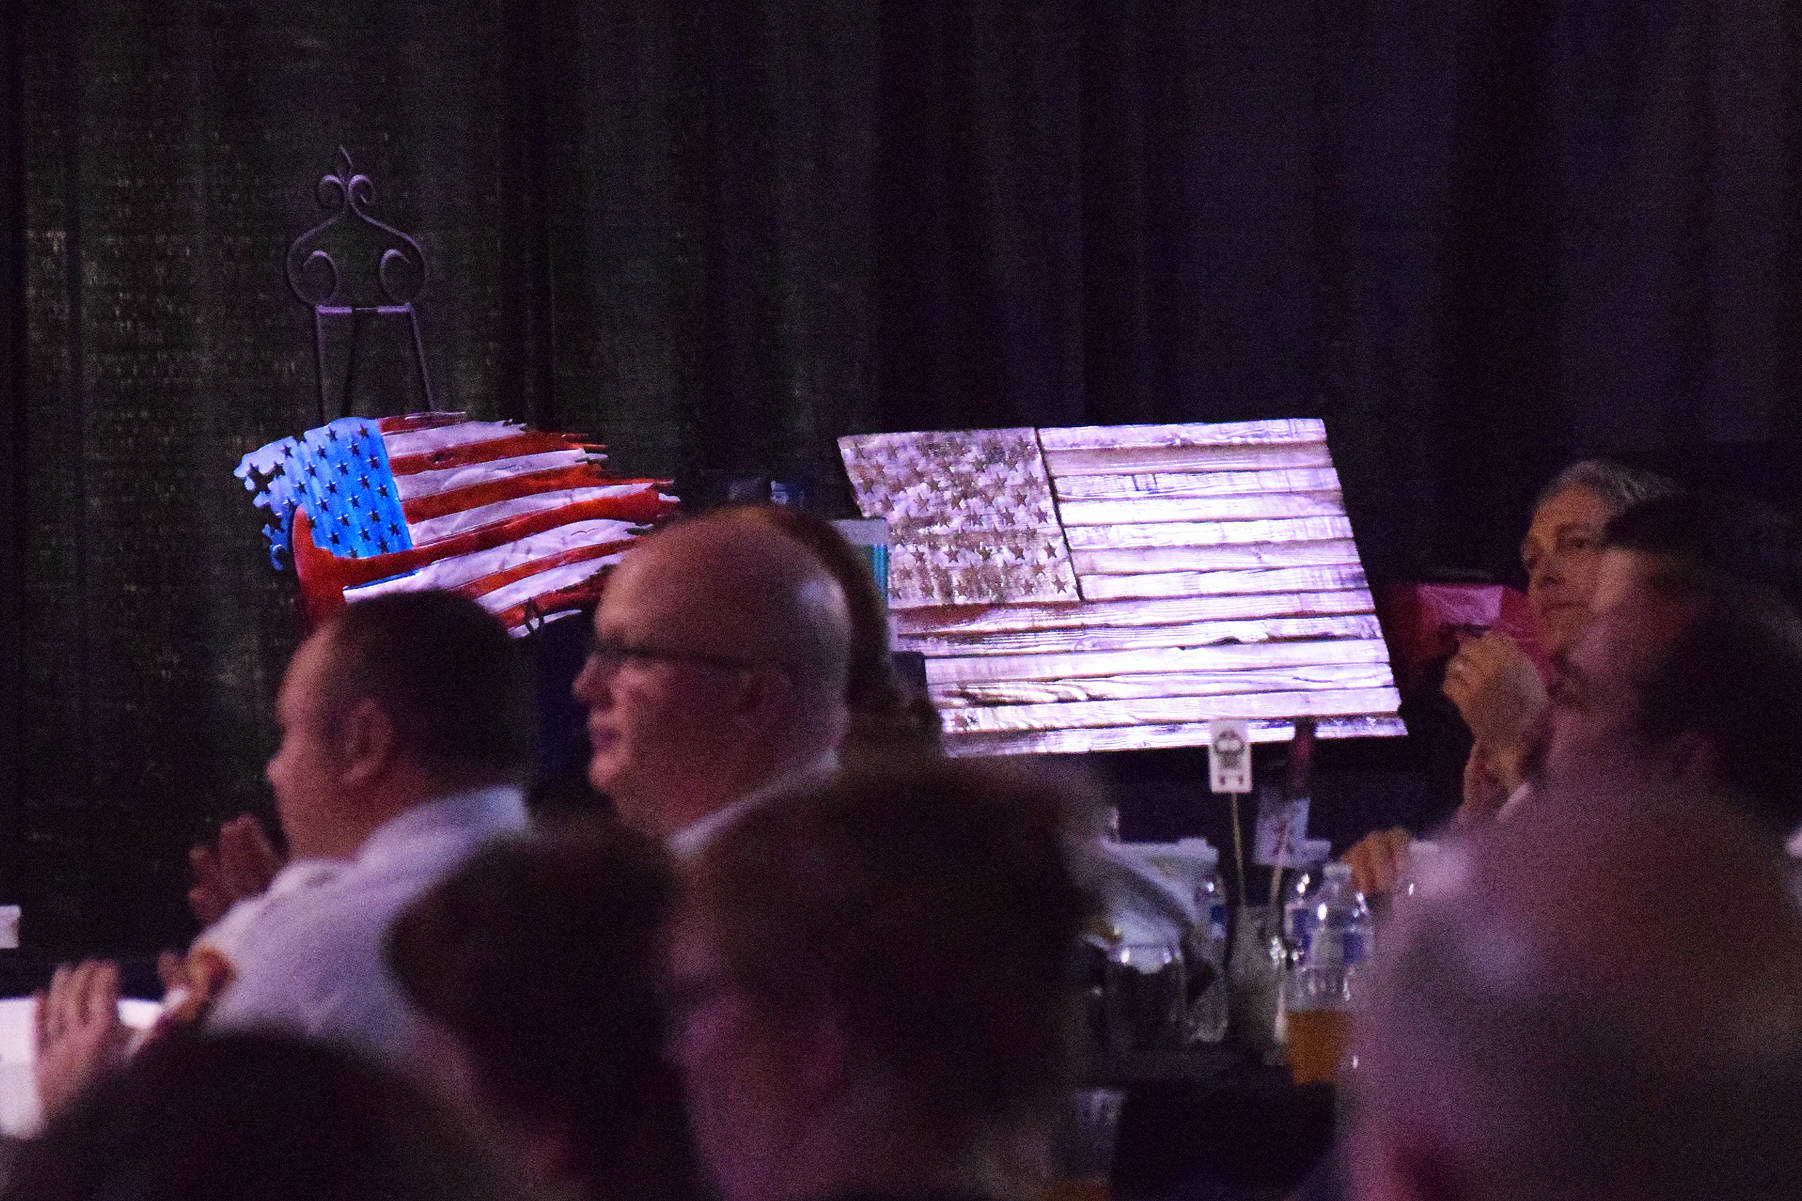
top-left (208, 785), bottom-right (529, 1060)
top-left (666, 751), bottom-right (838, 858)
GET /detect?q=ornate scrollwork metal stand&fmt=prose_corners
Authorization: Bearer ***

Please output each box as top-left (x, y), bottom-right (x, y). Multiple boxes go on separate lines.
top-left (285, 147), bottom-right (435, 423)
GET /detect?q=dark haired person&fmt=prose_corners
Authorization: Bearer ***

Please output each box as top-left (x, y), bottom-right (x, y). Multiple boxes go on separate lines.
top-left (5, 1031), bottom-right (521, 1201)
top-left (199, 590), bottom-right (534, 1051)
top-left (1345, 460), bottom-right (1673, 893)
top-left (385, 826), bottom-right (706, 1201)
top-left (40, 591), bottom-right (536, 1094)
top-left (1589, 490), bottom-right (1802, 615)
top-left (1523, 493), bottom-right (1802, 844)
top-left (668, 762), bottom-right (1092, 1201)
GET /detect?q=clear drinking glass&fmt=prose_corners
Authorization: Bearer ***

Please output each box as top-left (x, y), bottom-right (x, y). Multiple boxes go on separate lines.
top-left (1105, 941), bottom-right (1185, 1052)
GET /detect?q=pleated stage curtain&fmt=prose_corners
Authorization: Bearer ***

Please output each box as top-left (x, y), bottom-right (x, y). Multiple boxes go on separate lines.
top-left (1, 0), bottom-right (1798, 952)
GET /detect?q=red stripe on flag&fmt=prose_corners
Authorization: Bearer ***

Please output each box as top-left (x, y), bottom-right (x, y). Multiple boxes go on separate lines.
top-left (400, 465), bottom-right (621, 522)
top-left (378, 413), bottom-right (468, 434)
top-left (457, 539), bottom-right (633, 601)
top-left (387, 432), bottom-right (582, 475)
top-left (290, 489), bottom-right (677, 628)
top-left (494, 577), bottom-right (611, 633)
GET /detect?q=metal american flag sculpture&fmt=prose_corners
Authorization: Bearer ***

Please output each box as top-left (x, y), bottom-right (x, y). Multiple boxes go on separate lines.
top-left (237, 412), bottom-right (677, 635)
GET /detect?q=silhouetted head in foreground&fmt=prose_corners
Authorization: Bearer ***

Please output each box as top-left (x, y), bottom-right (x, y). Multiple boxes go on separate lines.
top-left (4, 1030), bottom-right (516, 1201)
top-left (388, 824), bottom-right (704, 1201)
top-left (669, 760), bottom-right (1094, 1201)
top-left (1525, 492), bottom-right (1802, 839)
top-left (1350, 790), bottom-right (1802, 1201)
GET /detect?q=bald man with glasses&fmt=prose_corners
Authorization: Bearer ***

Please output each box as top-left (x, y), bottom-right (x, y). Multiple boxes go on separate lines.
top-left (572, 509), bottom-right (854, 854)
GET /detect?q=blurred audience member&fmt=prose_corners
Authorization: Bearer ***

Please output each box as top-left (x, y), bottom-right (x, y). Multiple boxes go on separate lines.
top-left (186, 812), bottom-right (285, 928)
top-left (669, 761), bottom-right (1092, 1201)
top-left (1349, 791), bottom-right (1802, 1201)
top-left (4, 1031), bottom-right (518, 1201)
top-left (1591, 490), bottom-right (1802, 614)
top-left (386, 826), bottom-right (705, 1201)
top-left (732, 504), bottom-right (942, 761)
top-left (39, 592), bottom-right (535, 1109)
top-left (572, 508), bottom-right (853, 854)
top-left (203, 591), bottom-right (533, 1051)
top-left (1527, 573), bottom-right (1802, 843)
top-left (1346, 461), bottom-right (1672, 893)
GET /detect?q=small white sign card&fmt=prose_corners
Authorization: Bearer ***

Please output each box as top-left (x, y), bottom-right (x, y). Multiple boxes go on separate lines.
top-left (1252, 783), bottom-right (1311, 867)
top-left (1208, 719), bottom-right (1253, 794)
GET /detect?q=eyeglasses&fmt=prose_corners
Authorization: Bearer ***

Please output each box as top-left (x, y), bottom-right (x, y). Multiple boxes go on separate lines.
top-left (582, 634), bottom-right (760, 676)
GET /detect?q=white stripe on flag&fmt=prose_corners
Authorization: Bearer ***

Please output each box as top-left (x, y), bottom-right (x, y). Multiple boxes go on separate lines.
top-left (395, 450), bottom-right (592, 500)
top-left (383, 420), bottom-right (524, 458)
top-left (343, 519), bottom-right (642, 600)
top-left (406, 485), bottom-right (657, 544)
top-left (477, 556), bottom-right (628, 615)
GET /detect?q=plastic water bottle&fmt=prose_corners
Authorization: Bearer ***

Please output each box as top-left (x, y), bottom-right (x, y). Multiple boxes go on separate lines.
top-left (1395, 839), bottom-right (1441, 909)
top-left (1281, 862), bottom-right (1373, 1084)
top-left (1181, 843), bottom-right (1230, 1043)
top-left (1280, 838), bottom-right (1334, 963)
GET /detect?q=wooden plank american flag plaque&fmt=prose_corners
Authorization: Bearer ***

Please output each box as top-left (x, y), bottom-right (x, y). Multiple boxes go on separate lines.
top-left (839, 419), bottom-right (1404, 756)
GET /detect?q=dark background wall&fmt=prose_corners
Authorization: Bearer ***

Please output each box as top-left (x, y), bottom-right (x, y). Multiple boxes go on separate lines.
top-left (2, 0), bottom-right (1798, 955)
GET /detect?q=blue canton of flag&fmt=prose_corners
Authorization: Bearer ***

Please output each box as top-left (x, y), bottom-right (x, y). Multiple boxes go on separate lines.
top-left (235, 418), bottom-right (415, 566)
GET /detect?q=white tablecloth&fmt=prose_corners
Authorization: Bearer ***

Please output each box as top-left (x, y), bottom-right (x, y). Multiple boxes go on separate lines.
top-left (0, 996), bottom-right (161, 1134)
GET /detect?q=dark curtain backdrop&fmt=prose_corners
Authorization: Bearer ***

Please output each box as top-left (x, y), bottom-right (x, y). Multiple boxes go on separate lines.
top-left (2, 0), bottom-right (1798, 953)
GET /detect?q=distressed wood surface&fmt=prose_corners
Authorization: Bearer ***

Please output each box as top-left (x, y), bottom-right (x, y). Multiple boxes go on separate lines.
top-left (1080, 565), bottom-right (1368, 601)
top-left (944, 715), bottom-right (1409, 757)
top-left (1058, 492), bottom-right (1344, 526)
top-left (933, 663), bottom-right (1396, 706)
top-left (844, 419), bottom-right (1401, 755)
top-left (893, 591), bottom-right (1375, 637)
top-left (840, 428), bottom-right (1079, 607)
top-left (900, 613), bottom-right (1383, 659)
top-left (1053, 466), bottom-right (1343, 500)
top-left (1038, 419), bottom-right (1326, 450)
top-left (923, 637), bottom-right (1391, 685)
top-left (938, 686), bottom-right (1404, 734)
top-left (1070, 539), bottom-right (1362, 576)
top-left (887, 530), bottom-right (1081, 608)
top-left (1063, 516), bottom-right (1353, 549)
top-left (1045, 443), bottom-right (1334, 476)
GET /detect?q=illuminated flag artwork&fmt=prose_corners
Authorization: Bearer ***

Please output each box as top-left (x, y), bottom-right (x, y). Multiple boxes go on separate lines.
top-left (238, 412), bottom-right (676, 635)
top-left (840, 419), bottom-right (1403, 756)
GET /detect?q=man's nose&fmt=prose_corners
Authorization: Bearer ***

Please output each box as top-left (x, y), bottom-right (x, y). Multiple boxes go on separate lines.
top-left (572, 656), bottom-right (606, 704)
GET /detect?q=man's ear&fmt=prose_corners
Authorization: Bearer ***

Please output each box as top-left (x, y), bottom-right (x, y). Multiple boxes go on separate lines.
top-left (339, 697), bottom-right (398, 786)
top-left (729, 667), bottom-right (795, 728)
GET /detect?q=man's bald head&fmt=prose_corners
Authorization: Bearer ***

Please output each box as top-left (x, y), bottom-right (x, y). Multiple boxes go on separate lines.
top-left (608, 512), bottom-right (852, 696)
top-left (1352, 792), bottom-right (1802, 1201)
top-left (573, 509), bottom-right (853, 837)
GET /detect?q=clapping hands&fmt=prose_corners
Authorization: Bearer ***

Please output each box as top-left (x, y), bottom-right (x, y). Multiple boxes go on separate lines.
top-left (34, 960), bottom-right (130, 1120)
top-left (187, 814), bottom-right (283, 926)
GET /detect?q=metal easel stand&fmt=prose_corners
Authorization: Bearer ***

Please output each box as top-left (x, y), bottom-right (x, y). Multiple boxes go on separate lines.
top-left (284, 147), bottom-right (435, 424)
